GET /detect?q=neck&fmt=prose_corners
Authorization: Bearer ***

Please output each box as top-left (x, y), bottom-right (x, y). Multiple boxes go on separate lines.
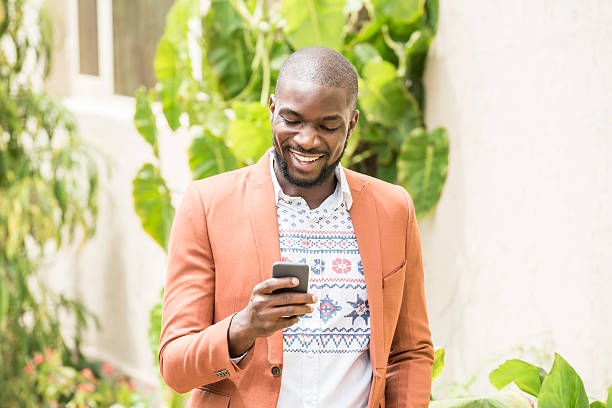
top-left (273, 159), bottom-right (337, 210)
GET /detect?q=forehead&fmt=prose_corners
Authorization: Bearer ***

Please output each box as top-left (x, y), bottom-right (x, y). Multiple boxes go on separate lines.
top-left (275, 78), bottom-right (351, 119)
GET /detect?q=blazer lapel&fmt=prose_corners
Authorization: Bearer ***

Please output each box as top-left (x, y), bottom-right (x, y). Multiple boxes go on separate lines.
top-left (245, 153), bottom-right (283, 365)
top-left (347, 172), bottom-right (384, 372)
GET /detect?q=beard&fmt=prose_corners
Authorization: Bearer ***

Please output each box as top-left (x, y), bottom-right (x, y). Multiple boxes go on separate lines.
top-left (273, 138), bottom-right (347, 188)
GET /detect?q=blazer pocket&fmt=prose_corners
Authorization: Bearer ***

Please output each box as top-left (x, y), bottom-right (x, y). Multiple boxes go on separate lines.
top-left (193, 387), bottom-right (230, 408)
top-left (382, 259), bottom-right (406, 287)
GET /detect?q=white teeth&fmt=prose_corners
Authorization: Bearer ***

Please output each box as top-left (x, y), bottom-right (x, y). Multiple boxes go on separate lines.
top-left (292, 151), bottom-right (322, 162)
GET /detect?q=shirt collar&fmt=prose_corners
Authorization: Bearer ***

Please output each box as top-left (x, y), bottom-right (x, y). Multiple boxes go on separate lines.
top-left (268, 149), bottom-right (353, 210)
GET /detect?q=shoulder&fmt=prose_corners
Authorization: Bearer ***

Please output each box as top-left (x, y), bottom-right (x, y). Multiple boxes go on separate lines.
top-left (343, 168), bottom-right (415, 221)
top-left (344, 168), bottom-right (413, 206)
top-left (186, 165), bottom-right (256, 207)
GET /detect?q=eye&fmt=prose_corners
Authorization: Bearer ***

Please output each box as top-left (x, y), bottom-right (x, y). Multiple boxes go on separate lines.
top-left (281, 117), bottom-right (300, 126)
top-left (321, 125), bottom-right (340, 132)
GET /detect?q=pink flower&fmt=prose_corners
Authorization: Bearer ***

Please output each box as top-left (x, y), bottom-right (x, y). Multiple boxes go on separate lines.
top-left (76, 383), bottom-right (95, 393)
top-left (101, 363), bottom-right (114, 375)
top-left (33, 353), bottom-right (44, 365)
top-left (24, 363), bottom-right (34, 375)
top-left (81, 368), bottom-right (96, 382)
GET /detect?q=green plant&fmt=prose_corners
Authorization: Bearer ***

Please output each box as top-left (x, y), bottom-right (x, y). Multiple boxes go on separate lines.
top-left (23, 348), bottom-right (149, 408)
top-left (428, 348), bottom-right (532, 407)
top-left (132, 0), bottom-right (448, 404)
top-left (490, 353), bottom-right (612, 408)
top-left (0, 0), bottom-right (100, 406)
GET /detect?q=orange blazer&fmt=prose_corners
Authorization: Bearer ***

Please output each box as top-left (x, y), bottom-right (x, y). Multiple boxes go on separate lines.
top-left (160, 153), bottom-right (433, 408)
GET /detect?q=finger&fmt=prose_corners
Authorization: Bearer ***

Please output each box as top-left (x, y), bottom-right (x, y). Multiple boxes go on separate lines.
top-left (267, 292), bottom-right (318, 307)
top-left (256, 277), bottom-right (299, 295)
top-left (277, 316), bottom-right (300, 329)
top-left (271, 304), bottom-right (315, 318)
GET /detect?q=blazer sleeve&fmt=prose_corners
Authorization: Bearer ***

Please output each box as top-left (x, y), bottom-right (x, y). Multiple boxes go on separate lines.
top-left (385, 188), bottom-right (434, 407)
top-left (158, 182), bottom-right (246, 393)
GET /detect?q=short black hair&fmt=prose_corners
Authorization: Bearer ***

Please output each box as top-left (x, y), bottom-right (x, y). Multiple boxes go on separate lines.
top-left (275, 46), bottom-right (358, 110)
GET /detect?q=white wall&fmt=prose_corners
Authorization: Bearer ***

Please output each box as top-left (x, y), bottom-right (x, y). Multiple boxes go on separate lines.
top-left (422, 0), bottom-right (612, 400)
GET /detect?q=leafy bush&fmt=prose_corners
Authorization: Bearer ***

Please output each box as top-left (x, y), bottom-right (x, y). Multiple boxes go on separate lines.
top-left (0, 0), bottom-right (100, 405)
top-left (23, 349), bottom-right (148, 408)
top-left (490, 353), bottom-right (612, 408)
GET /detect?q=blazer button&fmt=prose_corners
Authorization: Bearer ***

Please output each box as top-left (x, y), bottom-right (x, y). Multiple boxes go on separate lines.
top-left (271, 365), bottom-right (281, 377)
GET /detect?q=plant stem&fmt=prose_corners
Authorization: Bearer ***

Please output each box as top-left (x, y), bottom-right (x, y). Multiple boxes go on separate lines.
top-left (259, 33), bottom-right (270, 105)
top-left (382, 25), bottom-right (406, 77)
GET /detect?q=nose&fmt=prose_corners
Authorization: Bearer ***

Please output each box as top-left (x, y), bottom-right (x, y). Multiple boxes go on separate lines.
top-left (293, 124), bottom-right (320, 151)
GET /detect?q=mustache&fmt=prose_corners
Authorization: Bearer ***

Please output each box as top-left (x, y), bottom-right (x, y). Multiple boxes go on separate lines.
top-left (284, 145), bottom-right (327, 156)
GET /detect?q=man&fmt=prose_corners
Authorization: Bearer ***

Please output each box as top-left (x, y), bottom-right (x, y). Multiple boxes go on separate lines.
top-left (159, 46), bottom-right (433, 408)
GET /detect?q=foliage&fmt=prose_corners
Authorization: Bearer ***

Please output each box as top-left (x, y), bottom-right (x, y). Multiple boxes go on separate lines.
top-left (23, 349), bottom-right (148, 408)
top-left (0, 0), bottom-right (100, 405)
top-left (490, 353), bottom-right (612, 408)
top-left (429, 393), bottom-right (532, 408)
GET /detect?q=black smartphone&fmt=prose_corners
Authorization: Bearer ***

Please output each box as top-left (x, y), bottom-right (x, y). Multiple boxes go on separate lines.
top-left (272, 262), bottom-right (310, 294)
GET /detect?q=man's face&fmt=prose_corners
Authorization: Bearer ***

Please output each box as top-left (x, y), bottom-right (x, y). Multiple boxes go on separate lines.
top-left (269, 78), bottom-right (358, 188)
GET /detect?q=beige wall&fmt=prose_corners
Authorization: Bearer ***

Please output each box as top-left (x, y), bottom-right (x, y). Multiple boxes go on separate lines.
top-left (44, 0), bottom-right (612, 401)
top-left (422, 0), bottom-right (612, 400)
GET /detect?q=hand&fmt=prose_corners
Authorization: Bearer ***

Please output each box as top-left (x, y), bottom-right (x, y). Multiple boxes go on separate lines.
top-left (228, 277), bottom-right (318, 357)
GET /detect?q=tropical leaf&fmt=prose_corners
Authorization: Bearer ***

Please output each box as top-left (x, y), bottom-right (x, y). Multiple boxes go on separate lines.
top-left (425, 0), bottom-right (439, 33)
top-left (351, 42), bottom-right (382, 74)
top-left (134, 87), bottom-right (159, 157)
top-left (490, 359), bottom-right (547, 397)
top-left (397, 127), bottom-right (448, 218)
top-left (432, 347), bottom-right (445, 381)
top-left (608, 385), bottom-right (612, 407)
top-left (154, 0), bottom-right (198, 130)
top-left (188, 127), bottom-right (238, 180)
top-left (227, 101), bottom-right (271, 165)
top-left (358, 59), bottom-right (420, 127)
top-left (132, 164), bottom-right (175, 251)
top-left (537, 353), bottom-right (589, 408)
top-left (590, 402), bottom-right (606, 408)
top-left (281, 0), bottom-right (346, 51)
top-left (372, 0), bottom-right (424, 22)
top-left (429, 393), bottom-right (532, 408)
top-left (203, 1), bottom-right (257, 99)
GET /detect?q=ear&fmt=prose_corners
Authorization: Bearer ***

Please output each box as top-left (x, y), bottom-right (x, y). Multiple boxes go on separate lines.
top-left (269, 94), bottom-right (276, 124)
top-left (347, 109), bottom-right (359, 139)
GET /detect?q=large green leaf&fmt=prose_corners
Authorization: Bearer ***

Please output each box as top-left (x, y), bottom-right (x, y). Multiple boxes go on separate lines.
top-left (425, 0), bottom-right (439, 33)
top-left (490, 359), bottom-right (547, 397)
top-left (188, 126), bottom-right (238, 180)
top-left (281, 0), bottom-right (346, 51)
top-left (154, 0), bottom-right (198, 130)
top-left (203, 1), bottom-right (256, 99)
top-left (432, 347), bottom-right (445, 381)
top-left (372, 0), bottom-right (423, 22)
top-left (155, 38), bottom-right (184, 131)
top-left (397, 127), bottom-right (448, 218)
top-left (358, 60), bottom-right (420, 128)
top-left (608, 385), bottom-right (612, 407)
top-left (537, 353), bottom-right (589, 408)
top-left (351, 42), bottom-right (382, 75)
top-left (132, 164), bottom-right (175, 251)
top-left (227, 102), bottom-right (271, 165)
top-left (134, 88), bottom-right (159, 157)
top-left (429, 393), bottom-right (532, 408)
top-left (590, 402), bottom-right (606, 408)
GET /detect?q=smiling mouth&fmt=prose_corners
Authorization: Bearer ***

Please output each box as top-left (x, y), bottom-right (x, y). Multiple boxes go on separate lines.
top-left (289, 149), bottom-right (325, 163)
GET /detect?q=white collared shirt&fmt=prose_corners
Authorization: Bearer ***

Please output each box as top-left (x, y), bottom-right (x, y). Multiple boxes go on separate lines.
top-left (269, 151), bottom-right (372, 408)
